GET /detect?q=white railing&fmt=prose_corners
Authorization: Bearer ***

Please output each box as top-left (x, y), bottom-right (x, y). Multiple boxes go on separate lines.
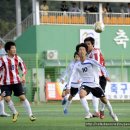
top-left (40, 11), bottom-right (130, 25)
top-left (40, 11), bottom-right (99, 25)
top-left (103, 13), bottom-right (130, 25)
top-left (3, 13), bottom-right (33, 42)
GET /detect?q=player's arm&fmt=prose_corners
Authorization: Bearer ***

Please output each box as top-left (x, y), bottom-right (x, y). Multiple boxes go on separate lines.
top-left (90, 59), bottom-right (110, 80)
top-left (18, 56), bottom-right (27, 83)
top-left (60, 63), bottom-right (71, 84)
top-left (67, 64), bottom-right (79, 89)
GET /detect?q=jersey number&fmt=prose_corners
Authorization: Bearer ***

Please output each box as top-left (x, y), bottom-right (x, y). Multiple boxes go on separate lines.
top-left (82, 67), bottom-right (88, 73)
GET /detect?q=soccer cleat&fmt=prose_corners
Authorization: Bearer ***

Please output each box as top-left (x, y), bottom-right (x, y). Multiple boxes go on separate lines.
top-left (92, 112), bottom-right (100, 118)
top-left (61, 99), bottom-right (67, 105)
top-left (12, 112), bottom-right (19, 122)
top-left (109, 112), bottom-right (118, 122)
top-left (63, 109), bottom-right (68, 115)
top-left (100, 111), bottom-right (105, 119)
top-left (30, 115), bottom-right (36, 121)
top-left (85, 113), bottom-right (93, 119)
top-left (0, 113), bottom-right (11, 117)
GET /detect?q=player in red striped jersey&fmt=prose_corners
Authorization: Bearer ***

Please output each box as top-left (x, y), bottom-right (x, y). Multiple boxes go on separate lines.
top-left (0, 41), bottom-right (11, 117)
top-left (84, 37), bottom-right (107, 119)
top-left (0, 41), bottom-right (36, 122)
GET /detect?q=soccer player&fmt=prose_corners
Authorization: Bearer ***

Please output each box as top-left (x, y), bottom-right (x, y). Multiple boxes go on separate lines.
top-left (0, 41), bottom-right (36, 122)
top-left (60, 52), bottom-right (80, 106)
top-left (84, 37), bottom-right (107, 119)
top-left (68, 43), bottom-right (118, 121)
top-left (0, 41), bottom-right (11, 117)
top-left (61, 52), bottom-right (81, 114)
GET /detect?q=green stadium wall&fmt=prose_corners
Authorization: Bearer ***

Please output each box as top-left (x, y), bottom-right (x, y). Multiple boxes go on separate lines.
top-left (16, 25), bottom-right (130, 60)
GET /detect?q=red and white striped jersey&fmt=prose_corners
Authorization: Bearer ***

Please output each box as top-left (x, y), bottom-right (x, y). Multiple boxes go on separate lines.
top-left (0, 54), bottom-right (27, 85)
top-left (87, 48), bottom-right (105, 66)
top-left (87, 48), bottom-right (105, 76)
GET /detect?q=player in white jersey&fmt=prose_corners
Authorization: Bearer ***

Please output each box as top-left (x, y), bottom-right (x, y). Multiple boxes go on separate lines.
top-left (68, 43), bottom-right (118, 121)
top-left (0, 41), bottom-right (36, 122)
top-left (61, 52), bottom-right (81, 114)
top-left (84, 37), bottom-right (107, 119)
top-left (60, 52), bottom-right (80, 106)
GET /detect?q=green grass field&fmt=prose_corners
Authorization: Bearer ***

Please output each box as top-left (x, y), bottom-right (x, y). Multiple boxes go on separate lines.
top-left (0, 101), bottom-right (130, 130)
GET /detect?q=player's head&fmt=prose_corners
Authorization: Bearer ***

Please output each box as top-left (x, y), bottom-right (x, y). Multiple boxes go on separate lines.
top-left (84, 37), bottom-right (95, 46)
top-left (74, 51), bottom-right (80, 61)
top-left (4, 41), bottom-right (16, 55)
top-left (76, 43), bottom-right (87, 59)
top-left (84, 37), bottom-right (95, 52)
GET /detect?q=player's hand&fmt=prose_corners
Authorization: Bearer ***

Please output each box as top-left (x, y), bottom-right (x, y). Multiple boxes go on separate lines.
top-left (106, 77), bottom-right (111, 82)
top-left (21, 74), bottom-right (26, 83)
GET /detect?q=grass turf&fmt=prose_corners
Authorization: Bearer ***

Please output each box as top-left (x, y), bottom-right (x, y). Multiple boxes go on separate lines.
top-left (0, 101), bottom-right (130, 130)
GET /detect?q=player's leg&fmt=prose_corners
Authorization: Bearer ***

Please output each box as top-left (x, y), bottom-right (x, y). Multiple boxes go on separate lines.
top-left (100, 97), bottom-right (118, 122)
top-left (63, 87), bottom-right (78, 114)
top-left (13, 83), bottom-right (36, 121)
top-left (0, 97), bottom-right (11, 117)
top-left (19, 94), bottom-right (36, 121)
top-left (61, 86), bottom-right (70, 105)
top-left (99, 75), bottom-right (107, 119)
top-left (79, 86), bottom-right (92, 119)
top-left (92, 87), bottom-right (118, 122)
top-left (1, 85), bottom-right (18, 122)
top-left (92, 96), bottom-right (100, 117)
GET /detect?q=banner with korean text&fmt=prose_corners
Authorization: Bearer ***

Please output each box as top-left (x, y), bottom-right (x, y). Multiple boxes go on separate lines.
top-left (46, 82), bottom-right (130, 100)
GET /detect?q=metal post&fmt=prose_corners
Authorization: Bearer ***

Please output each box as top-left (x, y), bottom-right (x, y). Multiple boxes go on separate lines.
top-left (99, 3), bottom-right (103, 22)
top-left (32, 0), bottom-right (40, 25)
top-left (15, 0), bottom-right (22, 37)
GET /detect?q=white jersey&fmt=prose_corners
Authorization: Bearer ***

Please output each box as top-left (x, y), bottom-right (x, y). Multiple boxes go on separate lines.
top-left (67, 58), bottom-right (109, 89)
top-left (60, 60), bottom-right (81, 88)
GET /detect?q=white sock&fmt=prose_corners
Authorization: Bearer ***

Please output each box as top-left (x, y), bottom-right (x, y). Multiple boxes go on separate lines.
top-left (8, 100), bottom-right (17, 114)
top-left (105, 100), bottom-right (114, 114)
top-left (64, 94), bottom-right (69, 100)
top-left (80, 97), bottom-right (90, 114)
top-left (100, 100), bottom-right (105, 111)
top-left (0, 100), bottom-right (5, 114)
top-left (64, 100), bottom-right (72, 110)
top-left (92, 96), bottom-right (99, 113)
top-left (22, 99), bottom-right (33, 117)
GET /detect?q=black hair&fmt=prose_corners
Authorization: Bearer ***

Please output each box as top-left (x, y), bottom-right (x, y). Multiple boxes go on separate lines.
top-left (76, 43), bottom-right (87, 52)
top-left (84, 37), bottom-right (95, 46)
top-left (73, 51), bottom-right (78, 58)
top-left (4, 41), bottom-right (16, 52)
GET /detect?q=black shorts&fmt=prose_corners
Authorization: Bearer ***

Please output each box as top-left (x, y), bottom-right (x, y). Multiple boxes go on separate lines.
top-left (99, 75), bottom-right (107, 91)
top-left (1, 83), bottom-right (25, 97)
top-left (70, 87), bottom-right (79, 97)
top-left (80, 85), bottom-right (105, 98)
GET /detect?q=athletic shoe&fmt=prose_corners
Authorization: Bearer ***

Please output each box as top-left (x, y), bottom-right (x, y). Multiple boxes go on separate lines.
top-left (109, 112), bottom-right (118, 122)
top-left (85, 113), bottom-right (93, 119)
top-left (63, 109), bottom-right (68, 115)
top-left (0, 113), bottom-right (11, 117)
top-left (100, 111), bottom-right (105, 119)
top-left (92, 112), bottom-right (100, 118)
top-left (12, 112), bottom-right (19, 122)
top-left (62, 99), bottom-right (67, 105)
top-left (30, 115), bottom-right (36, 121)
